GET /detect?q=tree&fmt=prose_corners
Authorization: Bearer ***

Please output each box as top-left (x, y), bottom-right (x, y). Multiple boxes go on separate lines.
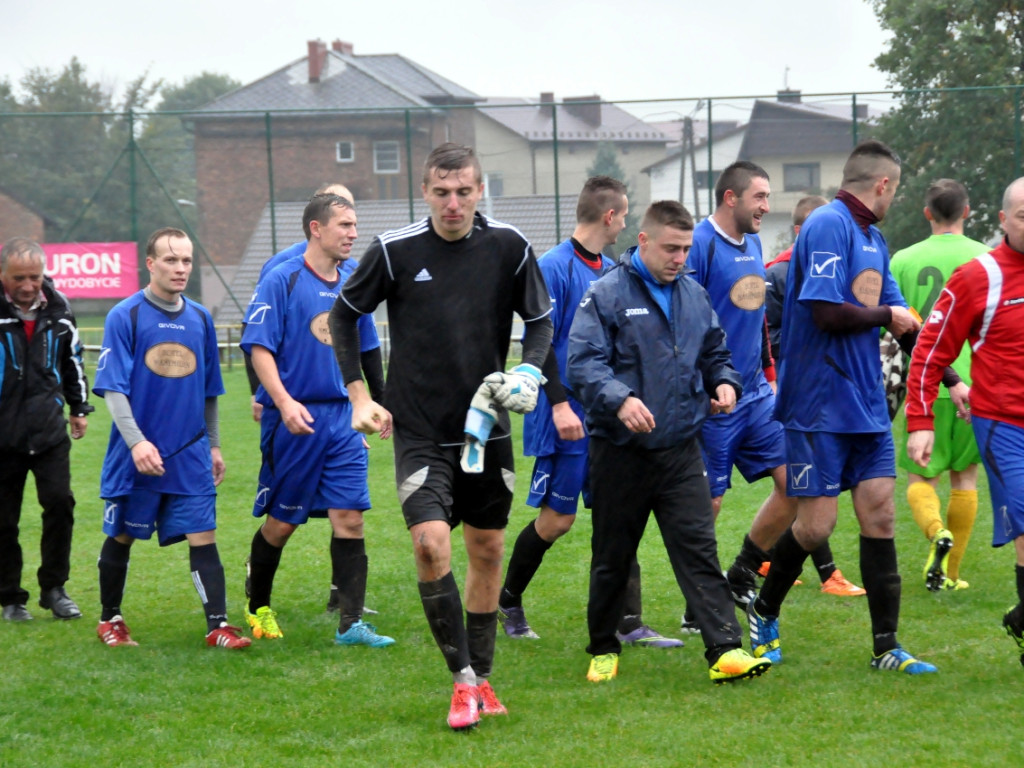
top-left (587, 141), bottom-right (639, 255)
top-left (869, 1), bottom-right (1024, 251)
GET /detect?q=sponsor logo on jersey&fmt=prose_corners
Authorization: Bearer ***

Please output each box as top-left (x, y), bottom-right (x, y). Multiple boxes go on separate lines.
top-left (144, 342), bottom-right (198, 378)
top-left (579, 296), bottom-right (592, 308)
top-left (1004, 296), bottom-right (1024, 306)
top-left (825, 483), bottom-right (840, 490)
top-left (309, 311), bottom-right (333, 346)
top-left (624, 307), bottom-right (649, 317)
top-left (730, 274), bottom-right (766, 310)
top-left (734, 255), bottom-right (756, 262)
top-left (810, 251), bottom-right (840, 279)
top-left (319, 290), bottom-right (339, 299)
top-left (247, 303), bottom-right (273, 325)
top-left (158, 322), bottom-right (186, 331)
top-left (851, 268), bottom-right (882, 307)
top-left (928, 309), bottom-right (944, 323)
top-left (790, 463), bottom-right (813, 490)
top-left (862, 244), bottom-right (878, 253)
top-left (414, 268), bottom-right (432, 282)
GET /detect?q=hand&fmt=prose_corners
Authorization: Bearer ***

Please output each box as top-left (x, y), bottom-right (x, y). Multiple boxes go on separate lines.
top-left (69, 415), bottom-right (88, 439)
top-left (279, 397), bottom-right (315, 435)
top-left (907, 430), bottom-right (935, 467)
top-left (617, 396), bottom-right (655, 433)
top-left (710, 383), bottom-right (737, 415)
top-left (552, 401), bottom-right (584, 441)
top-left (352, 398), bottom-right (392, 437)
top-left (131, 440), bottom-right (165, 477)
top-left (210, 446), bottom-right (225, 486)
top-left (948, 382), bottom-right (971, 422)
top-left (484, 363), bottom-right (542, 414)
top-left (251, 396), bottom-right (263, 422)
top-left (888, 305), bottom-right (921, 338)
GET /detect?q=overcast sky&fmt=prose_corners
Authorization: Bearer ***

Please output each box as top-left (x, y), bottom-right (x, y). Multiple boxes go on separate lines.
top-left (3, 1), bottom-right (893, 109)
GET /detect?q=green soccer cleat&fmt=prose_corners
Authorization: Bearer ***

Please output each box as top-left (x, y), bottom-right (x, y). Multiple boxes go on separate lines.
top-left (709, 648), bottom-right (771, 684)
top-left (587, 653), bottom-right (619, 682)
top-left (923, 528), bottom-right (953, 592)
top-left (246, 605), bottom-right (283, 639)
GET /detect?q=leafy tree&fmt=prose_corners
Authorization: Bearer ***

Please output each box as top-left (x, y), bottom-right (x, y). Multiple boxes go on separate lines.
top-left (869, 1), bottom-right (1024, 251)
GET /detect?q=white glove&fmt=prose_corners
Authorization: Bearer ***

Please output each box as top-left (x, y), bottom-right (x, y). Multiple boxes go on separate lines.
top-left (460, 382), bottom-right (500, 474)
top-left (483, 363), bottom-right (543, 415)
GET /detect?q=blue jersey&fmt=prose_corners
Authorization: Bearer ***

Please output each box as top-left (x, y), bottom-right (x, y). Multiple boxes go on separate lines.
top-left (523, 239), bottom-right (614, 457)
top-left (259, 242), bottom-right (306, 283)
top-left (775, 199), bottom-right (906, 433)
top-left (240, 258), bottom-right (378, 406)
top-left (94, 292), bottom-right (225, 497)
top-left (686, 218), bottom-right (768, 399)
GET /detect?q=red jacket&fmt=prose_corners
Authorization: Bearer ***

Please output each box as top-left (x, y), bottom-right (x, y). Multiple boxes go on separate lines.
top-left (906, 238), bottom-right (1024, 431)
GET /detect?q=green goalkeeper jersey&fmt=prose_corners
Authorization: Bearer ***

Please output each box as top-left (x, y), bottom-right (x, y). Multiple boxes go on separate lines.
top-left (890, 233), bottom-right (990, 397)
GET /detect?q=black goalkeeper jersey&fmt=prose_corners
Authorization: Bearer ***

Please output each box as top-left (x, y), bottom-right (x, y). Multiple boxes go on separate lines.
top-left (340, 212), bottom-right (552, 445)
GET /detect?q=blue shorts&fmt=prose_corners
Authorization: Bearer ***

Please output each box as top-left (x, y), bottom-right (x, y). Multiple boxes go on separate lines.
top-left (972, 416), bottom-right (1024, 547)
top-left (784, 429), bottom-right (894, 497)
top-left (701, 391), bottom-right (785, 497)
top-left (102, 490), bottom-right (216, 547)
top-left (526, 452), bottom-right (590, 514)
top-left (253, 400), bottom-right (370, 525)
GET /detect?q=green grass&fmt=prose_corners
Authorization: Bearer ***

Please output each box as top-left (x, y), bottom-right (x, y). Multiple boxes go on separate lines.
top-left (3, 368), bottom-right (1022, 768)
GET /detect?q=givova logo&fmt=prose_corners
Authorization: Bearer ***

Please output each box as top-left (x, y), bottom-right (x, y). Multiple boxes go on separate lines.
top-left (789, 463), bottom-right (813, 490)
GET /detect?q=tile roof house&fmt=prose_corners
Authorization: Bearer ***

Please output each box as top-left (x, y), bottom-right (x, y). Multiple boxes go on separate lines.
top-left (190, 39), bottom-right (481, 276)
top-left (643, 91), bottom-right (875, 259)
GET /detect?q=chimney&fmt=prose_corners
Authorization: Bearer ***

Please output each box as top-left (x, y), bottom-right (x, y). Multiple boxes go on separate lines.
top-left (332, 39), bottom-right (354, 55)
top-left (540, 92), bottom-right (555, 104)
top-left (564, 95), bottom-right (602, 127)
top-left (308, 40), bottom-right (328, 83)
top-left (777, 88), bottom-right (802, 104)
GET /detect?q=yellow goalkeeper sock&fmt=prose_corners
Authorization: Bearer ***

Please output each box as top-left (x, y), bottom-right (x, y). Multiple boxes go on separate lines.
top-left (908, 481), bottom-right (943, 542)
top-left (946, 489), bottom-right (978, 580)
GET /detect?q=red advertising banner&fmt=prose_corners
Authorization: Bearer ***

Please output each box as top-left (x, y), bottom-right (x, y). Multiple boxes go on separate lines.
top-left (42, 242), bottom-right (139, 299)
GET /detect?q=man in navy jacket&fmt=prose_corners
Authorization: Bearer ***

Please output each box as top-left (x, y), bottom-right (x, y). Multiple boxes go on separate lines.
top-left (567, 201), bottom-right (770, 685)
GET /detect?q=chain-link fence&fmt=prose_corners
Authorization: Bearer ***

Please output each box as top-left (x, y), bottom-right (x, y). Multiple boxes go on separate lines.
top-left (3, 86), bottom-right (1021, 358)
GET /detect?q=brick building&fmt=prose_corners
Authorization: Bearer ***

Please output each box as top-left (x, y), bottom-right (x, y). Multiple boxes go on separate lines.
top-left (0, 186), bottom-right (50, 243)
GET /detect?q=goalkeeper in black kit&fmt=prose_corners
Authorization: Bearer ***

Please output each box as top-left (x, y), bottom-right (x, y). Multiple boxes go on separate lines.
top-left (329, 143), bottom-right (552, 731)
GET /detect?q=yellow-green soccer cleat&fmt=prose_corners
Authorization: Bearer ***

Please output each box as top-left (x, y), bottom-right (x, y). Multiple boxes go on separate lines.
top-left (246, 605), bottom-right (283, 639)
top-left (709, 648), bottom-right (772, 684)
top-left (587, 652), bottom-right (619, 682)
top-left (923, 528), bottom-right (954, 592)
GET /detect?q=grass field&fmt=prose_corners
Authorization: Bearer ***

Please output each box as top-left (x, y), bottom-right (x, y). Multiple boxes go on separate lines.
top-left (2, 366), bottom-right (1022, 768)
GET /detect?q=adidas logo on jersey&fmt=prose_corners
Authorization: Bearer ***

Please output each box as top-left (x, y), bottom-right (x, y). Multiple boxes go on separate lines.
top-left (414, 268), bottom-right (432, 282)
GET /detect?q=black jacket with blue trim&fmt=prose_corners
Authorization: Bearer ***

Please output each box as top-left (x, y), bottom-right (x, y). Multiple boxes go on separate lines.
top-left (0, 282), bottom-right (92, 454)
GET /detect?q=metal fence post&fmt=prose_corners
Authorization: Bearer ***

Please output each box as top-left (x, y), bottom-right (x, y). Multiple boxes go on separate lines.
top-left (552, 102), bottom-right (561, 241)
top-left (264, 111), bottom-right (278, 254)
top-left (405, 109), bottom-right (415, 222)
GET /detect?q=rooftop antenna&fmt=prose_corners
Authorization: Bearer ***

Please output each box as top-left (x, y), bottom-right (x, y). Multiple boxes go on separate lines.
top-left (784, 65), bottom-right (790, 90)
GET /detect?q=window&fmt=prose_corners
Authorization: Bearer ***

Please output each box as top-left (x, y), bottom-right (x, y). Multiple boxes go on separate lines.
top-left (374, 141), bottom-right (400, 174)
top-left (484, 172), bottom-right (504, 198)
top-left (695, 170), bottom-right (721, 189)
top-left (335, 141), bottom-right (354, 163)
top-left (783, 162), bottom-right (821, 192)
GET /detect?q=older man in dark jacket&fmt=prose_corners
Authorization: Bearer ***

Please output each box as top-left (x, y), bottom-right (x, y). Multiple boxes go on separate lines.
top-left (568, 201), bottom-right (770, 686)
top-left (0, 237), bottom-right (92, 621)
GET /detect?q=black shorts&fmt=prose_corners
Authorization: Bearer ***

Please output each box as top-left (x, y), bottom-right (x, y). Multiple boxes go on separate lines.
top-left (393, 428), bottom-right (515, 530)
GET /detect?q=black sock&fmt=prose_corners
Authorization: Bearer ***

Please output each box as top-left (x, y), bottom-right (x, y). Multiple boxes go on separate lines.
top-left (1016, 564), bottom-right (1024, 605)
top-left (418, 572), bottom-right (471, 673)
top-left (617, 558), bottom-right (643, 634)
top-left (248, 527), bottom-right (283, 613)
top-left (500, 521), bottom-right (553, 608)
top-left (860, 535), bottom-right (901, 656)
top-left (755, 528), bottom-right (809, 617)
top-left (190, 543), bottom-right (227, 633)
top-left (98, 537), bottom-right (131, 622)
top-left (331, 537), bottom-right (367, 633)
top-left (467, 611), bottom-right (498, 680)
top-left (732, 534), bottom-right (770, 576)
top-left (811, 541), bottom-right (837, 583)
